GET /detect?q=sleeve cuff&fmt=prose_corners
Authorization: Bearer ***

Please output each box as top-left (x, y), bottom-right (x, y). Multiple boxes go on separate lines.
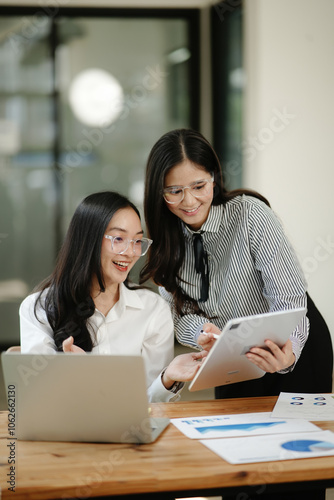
top-left (147, 371), bottom-right (184, 403)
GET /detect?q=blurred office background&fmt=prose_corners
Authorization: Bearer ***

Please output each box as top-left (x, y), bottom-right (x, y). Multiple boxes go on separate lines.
top-left (0, 1), bottom-right (243, 347)
top-left (0, 0), bottom-right (333, 394)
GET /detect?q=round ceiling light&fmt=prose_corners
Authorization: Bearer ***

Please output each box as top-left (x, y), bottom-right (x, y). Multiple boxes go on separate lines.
top-left (69, 68), bottom-right (124, 128)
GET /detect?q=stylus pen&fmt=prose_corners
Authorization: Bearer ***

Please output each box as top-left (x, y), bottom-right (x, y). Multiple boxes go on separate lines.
top-left (200, 330), bottom-right (220, 340)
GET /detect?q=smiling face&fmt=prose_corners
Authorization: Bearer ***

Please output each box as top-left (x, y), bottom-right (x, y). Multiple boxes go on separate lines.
top-left (164, 160), bottom-right (214, 231)
top-left (99, 207), bottom-right (143, 290)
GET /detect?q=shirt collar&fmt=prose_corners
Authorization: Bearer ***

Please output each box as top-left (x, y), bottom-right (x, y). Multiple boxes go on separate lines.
top-left (118, 282), bottom-right (145, 310)
top-left (183, 204), bottom-right (223, 237)
top-left (97, 282), bottom-right (144, 322)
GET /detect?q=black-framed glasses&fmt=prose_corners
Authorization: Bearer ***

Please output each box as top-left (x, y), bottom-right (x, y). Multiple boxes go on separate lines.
top-left (104, 235), bottom-right (153, 256)
top-left (163, 175), bottom-right (214, 204)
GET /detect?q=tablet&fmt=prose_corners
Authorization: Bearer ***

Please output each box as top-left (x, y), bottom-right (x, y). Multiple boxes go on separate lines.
top-left (188, 307), bottom-right (307, 392)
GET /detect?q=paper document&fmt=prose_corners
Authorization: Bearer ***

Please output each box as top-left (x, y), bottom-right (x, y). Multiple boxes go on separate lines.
top-left (171, 412), bottom-right (319, 439)
top-left (271, 392), bottom-right (334, 421)
top-left (201, 430), bottom-right (334, 464)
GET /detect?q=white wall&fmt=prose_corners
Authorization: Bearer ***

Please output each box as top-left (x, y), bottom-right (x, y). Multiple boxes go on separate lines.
top-left (243, 0), bottom-right (334, 380)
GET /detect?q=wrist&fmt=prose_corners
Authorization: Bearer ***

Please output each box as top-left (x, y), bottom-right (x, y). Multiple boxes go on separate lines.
top-left (286, 353), bottom-right (296, 370)
top-left (161, 368), bottom-right (175, 390)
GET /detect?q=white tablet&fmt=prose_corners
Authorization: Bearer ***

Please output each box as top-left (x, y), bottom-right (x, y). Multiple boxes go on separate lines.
top-left (188, 307), bottom-right (307, 392)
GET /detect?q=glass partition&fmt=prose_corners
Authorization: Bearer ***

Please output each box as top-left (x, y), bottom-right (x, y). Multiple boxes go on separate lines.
top-left (211, 2), bottom-right (243, 190)
top-left (57, 16), bottom-right (193, 227)
top-left (0, 9), bottom-right (198, 346)
top-left (0, 16), bottom-right (55, 345)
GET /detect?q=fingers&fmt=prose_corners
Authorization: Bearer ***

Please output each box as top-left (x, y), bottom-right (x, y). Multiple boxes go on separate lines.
top-left (246, 350), bottom-right (278, 373)
top-left (194, 349), bottom-right (209, 359)
top-left (202, 322), bottom-right (221, 336)
top-left (178, 352), bottom-right (206, 363)
top-left (197, 323), bottom-right (221, 352)
top-left (163, 352), bottom-right (206, 387)
top-left (62, 336), bottom-right (74, 352)
top-left (245, 340), bottom-right (294, 373)
top-left (197, 333), bottom-right (216, 351)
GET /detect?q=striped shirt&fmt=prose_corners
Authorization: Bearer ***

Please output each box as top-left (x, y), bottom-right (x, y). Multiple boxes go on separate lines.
top-left (159, 195), bottom-right (309, 369)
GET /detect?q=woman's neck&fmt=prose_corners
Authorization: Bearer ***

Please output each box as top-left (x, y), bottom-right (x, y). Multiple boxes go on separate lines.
top-left (91, 281), bottom-right (120, 316)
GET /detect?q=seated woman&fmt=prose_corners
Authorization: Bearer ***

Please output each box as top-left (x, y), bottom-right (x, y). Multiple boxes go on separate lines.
top-left (19, 191), bottom-right (206, 402)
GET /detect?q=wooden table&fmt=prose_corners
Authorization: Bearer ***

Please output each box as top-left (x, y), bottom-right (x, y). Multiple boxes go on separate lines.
top-left (1, 396), bottom-right (334, 500)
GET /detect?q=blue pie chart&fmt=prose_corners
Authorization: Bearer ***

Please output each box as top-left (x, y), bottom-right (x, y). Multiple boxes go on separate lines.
top-left (281, 439), bottom-right (334, 453)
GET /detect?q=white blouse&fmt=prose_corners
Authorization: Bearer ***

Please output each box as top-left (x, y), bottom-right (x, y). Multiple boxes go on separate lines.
top-left (19, 283), bottom-right (181, 402)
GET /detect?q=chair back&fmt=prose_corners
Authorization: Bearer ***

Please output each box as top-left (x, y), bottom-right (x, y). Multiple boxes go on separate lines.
top-left (6, 346), bottom-right (21, 353)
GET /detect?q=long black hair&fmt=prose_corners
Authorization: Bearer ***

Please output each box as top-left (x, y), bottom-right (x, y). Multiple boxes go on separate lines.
top-left (35, 191), bottom-right (140, 351)
top-left (140, 128), bottom-right (269, 316)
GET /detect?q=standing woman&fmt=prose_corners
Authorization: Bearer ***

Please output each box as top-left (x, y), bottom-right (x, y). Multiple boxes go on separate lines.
top-left (20, 191), bottom-right (206, 403)
top-left (141, 129), bottom-right (333, 399)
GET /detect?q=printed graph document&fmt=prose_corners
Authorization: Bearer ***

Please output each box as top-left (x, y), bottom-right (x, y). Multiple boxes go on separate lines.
top-left (171, 412), bottom-right (319, 439)
top-left (201, 430), bottom-right (334, 464)
top-left (271, 392), bottom-right (334, 421)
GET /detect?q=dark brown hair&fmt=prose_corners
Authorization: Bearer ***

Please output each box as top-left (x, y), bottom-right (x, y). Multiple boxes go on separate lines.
top-left (35, 191), bottom-right (140, 351)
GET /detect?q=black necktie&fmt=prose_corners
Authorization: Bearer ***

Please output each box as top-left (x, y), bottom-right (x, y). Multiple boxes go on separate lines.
top-left (193, 232), bottom-right (209, 302)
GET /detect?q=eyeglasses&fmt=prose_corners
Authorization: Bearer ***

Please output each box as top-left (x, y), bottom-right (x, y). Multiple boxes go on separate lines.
top-left (163, 176), bottom-right (214, 204)
top-left (104, 235), bottom-right (153, 256)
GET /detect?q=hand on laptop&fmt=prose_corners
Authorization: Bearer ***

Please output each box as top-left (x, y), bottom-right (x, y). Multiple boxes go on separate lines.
top-left (162, 351), bottom-right (208, 390)
top-left (62, 336), bottom-right (85, 354)
top-left (197, 322), bottom-right (221, 352)
top-left (245, 339), bottom-right (296, 373)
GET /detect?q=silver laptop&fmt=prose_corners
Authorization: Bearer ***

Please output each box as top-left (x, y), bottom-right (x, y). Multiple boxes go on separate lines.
top-left (189, 307), bottom-right (307, 392)
top-left (1, 353), bottom-right (169, 443)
